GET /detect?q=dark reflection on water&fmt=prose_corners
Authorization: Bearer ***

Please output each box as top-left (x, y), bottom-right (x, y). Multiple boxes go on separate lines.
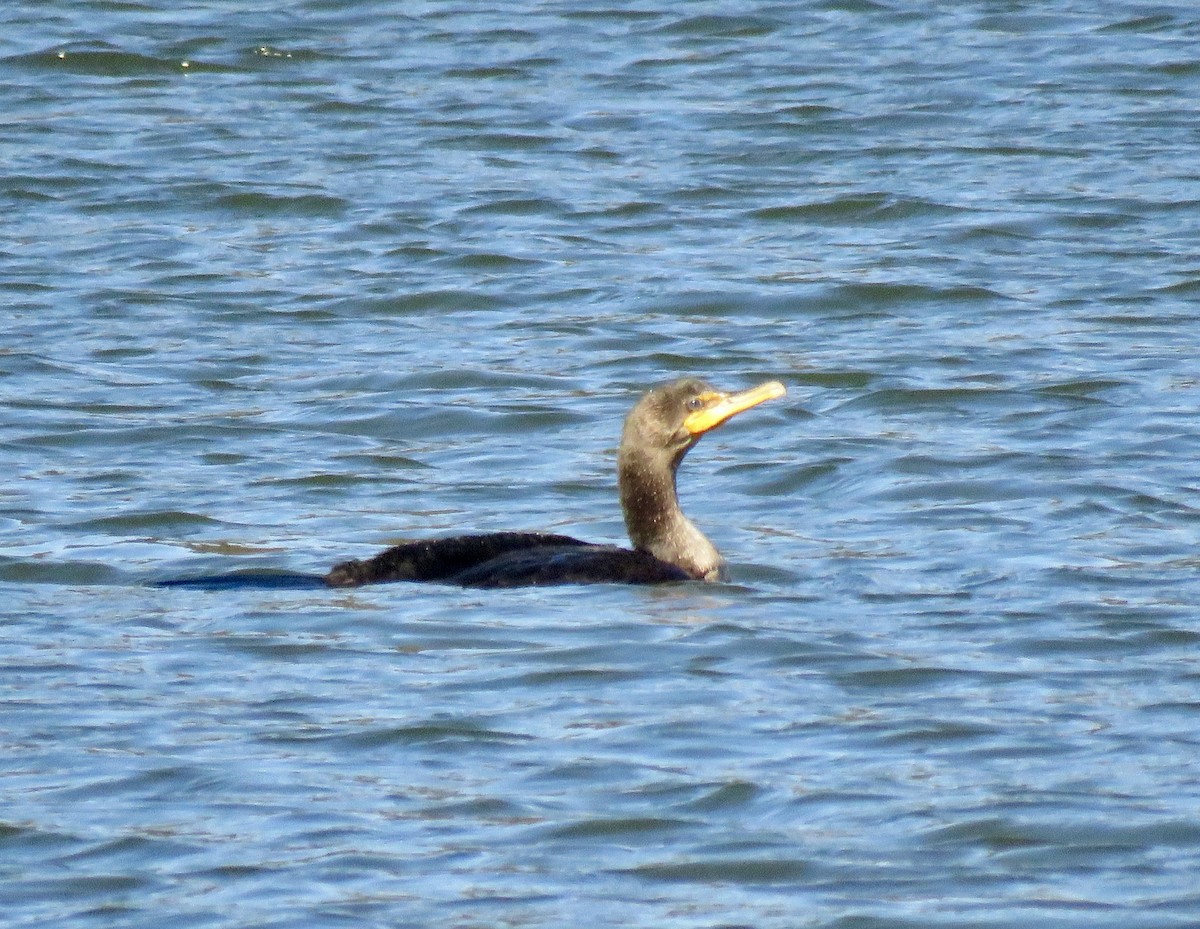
top-left (3, 2), bottom-right (1200, 927)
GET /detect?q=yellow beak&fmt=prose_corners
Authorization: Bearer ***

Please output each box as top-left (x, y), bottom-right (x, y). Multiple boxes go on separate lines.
top-left (683, 380), bottom-right (786, 436)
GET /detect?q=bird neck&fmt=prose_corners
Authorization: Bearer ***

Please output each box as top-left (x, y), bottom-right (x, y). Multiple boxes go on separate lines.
top-left (618, 445), bottom-right (726, 581)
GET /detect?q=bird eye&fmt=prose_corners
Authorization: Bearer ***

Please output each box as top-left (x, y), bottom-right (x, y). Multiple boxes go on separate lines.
top-left (686, 397), bottom-right (703, 411)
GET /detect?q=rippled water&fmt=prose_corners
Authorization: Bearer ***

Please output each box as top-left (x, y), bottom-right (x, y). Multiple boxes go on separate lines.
top-left (4, 3), bottom-right (1200, 926)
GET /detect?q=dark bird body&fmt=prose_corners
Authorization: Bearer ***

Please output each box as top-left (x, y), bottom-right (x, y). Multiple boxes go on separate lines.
top-left (159, 378), bottom-right (784, 590)
top-left (324, 532), bottom-right (690, 588)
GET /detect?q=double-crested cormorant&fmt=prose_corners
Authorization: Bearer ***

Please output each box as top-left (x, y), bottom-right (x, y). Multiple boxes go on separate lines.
top-left (324, 378), bottom-right (784, 587)
top-left (159, 378), bottom-right (784, 590)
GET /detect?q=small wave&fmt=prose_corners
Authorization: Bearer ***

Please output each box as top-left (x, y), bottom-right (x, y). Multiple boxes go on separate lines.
top-left (4, 44), bottom-right (220, 76)
top-left (211, 190), bottom-right (347, 218)
top-left (329, 289), bottom-right (513, 316)
top-left (750, 193), bottom-right (967, 225)
top-left (652, 13), bottom-right (782, 39)
top-left (0, 557), bottom-right (123, 585)
top-left (835, 385), bottom-right (1018, 413)
top-left (545, 816), bottom-right (691, 840)
top-left (619, 855), bottom-right (808, 884)
top-left (66, 510), bottom-right (224, 533)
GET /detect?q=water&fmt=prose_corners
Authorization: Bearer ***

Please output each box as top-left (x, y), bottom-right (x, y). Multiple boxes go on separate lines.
top-left (3, 2), bottom-right (1200, 926)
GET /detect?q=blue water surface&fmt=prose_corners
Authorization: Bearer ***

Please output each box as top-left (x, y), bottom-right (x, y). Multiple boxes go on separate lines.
top-left (3, 2), bottom-right (1200, 927)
